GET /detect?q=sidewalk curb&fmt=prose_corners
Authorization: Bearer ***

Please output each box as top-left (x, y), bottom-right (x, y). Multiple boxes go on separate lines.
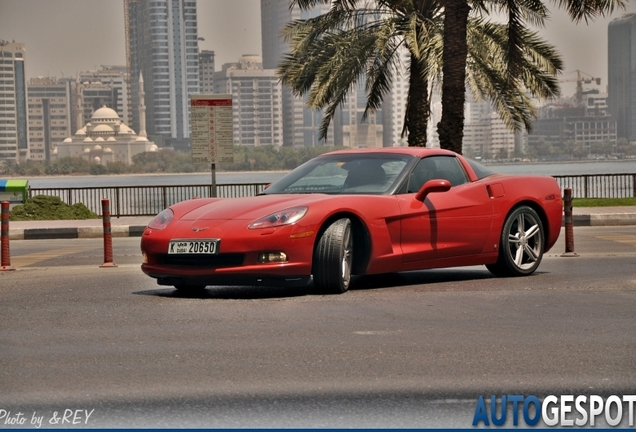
top-left (9, 225), bottom-right (148, 241)
top-left (569, 214), bottom-right (636, 227)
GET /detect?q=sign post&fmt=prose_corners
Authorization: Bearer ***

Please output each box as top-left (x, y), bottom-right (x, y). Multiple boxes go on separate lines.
top-left (190, 94), bottom-right (234, 197)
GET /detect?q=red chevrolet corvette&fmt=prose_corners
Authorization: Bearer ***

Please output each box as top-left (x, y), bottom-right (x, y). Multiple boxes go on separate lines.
top-left (141, 148), bottom-right (562, 294)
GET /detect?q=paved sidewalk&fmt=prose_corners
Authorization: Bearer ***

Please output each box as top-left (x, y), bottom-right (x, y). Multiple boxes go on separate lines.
top-left (5, 207), bottom-right (636, 240)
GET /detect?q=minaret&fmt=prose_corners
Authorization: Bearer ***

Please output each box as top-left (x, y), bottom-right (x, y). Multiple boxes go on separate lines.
top-left (138, 72), bottom-right (147, 138)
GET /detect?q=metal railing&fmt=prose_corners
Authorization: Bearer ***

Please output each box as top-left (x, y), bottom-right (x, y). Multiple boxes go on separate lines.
top-left (553, 173), bottom-right (636, 199)
top-left (28, 173), bottom-right (636, 217)
top-left (29, 183), bottom-right (268, 217)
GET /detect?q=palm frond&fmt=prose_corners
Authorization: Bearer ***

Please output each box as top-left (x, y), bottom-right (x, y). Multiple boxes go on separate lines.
top-left (466, 19), bottom-right (562, 131)
top-left (363, 21), bottom-right (402, 119)
top-left (487, 0), bottom-right (548, 26)
top-left (550, 0), bottom-right (625, 23)
top-left (279, 2), bottom-right (444, 141)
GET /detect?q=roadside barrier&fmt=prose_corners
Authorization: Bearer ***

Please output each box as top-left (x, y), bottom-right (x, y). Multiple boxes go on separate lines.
top-left (561, 188), bottom-right (578, 257)
top-left (1, 201), bottom-right (15, 271)
top-left (99, 198), bottom-right (117, 268)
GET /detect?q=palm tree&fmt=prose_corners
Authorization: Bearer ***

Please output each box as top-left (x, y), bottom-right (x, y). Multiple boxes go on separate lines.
top-left (437, 0), bottom-right (625, 153)
top-left (438, 0), bottom-right (470, 153)
top-left (280, 0), bottom-right (443, 146)
top-left (280, 0), bottom-right (562, 150)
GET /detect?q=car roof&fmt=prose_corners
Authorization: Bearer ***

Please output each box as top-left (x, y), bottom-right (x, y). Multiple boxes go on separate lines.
top-left (321, 147), bottom-right (460, 158)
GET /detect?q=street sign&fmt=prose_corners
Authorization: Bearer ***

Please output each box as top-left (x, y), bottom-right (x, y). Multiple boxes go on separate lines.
top-left (190, 94), bottom-right (234, 164)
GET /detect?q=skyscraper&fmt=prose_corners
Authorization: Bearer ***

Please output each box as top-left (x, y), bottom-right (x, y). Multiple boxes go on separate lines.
top-left (0, 40), bottom-right (28, 162)
top-left (608, 13), bottom-right (636, 142)
top-left (214, 55), bottom-right (282, 147)
top-left (261, 0), bottom-right (333, 147)
top-left (199, 50), bottom-right (215, 94)
top-left (124, 0), bottom-right (199, 148)
top-left (27, 77), bottom-right (73, 162)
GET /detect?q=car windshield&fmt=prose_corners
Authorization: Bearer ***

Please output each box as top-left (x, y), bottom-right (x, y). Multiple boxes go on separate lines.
top-left (262, 153), bottom-right (414, 195)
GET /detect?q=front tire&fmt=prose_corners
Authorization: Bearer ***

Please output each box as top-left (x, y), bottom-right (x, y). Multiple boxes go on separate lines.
top-left (313, 218), bottom-right (353, 294)
top-left (487, 206), bottom-right (544, 277)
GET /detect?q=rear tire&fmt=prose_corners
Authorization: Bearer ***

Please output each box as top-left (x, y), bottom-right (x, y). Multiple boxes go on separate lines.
top-left (487, 206), bottom-right (544, 277)
top-left (313, 218), bottom-right (353, 294)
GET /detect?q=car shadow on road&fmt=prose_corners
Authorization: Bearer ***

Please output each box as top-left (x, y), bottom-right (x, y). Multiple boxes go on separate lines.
top-left (351, 268), bottom-right (495, 291)
top-left (133, 284), bottom-right (315, 300)
top-left (133, 267), bottom-right (512, 300)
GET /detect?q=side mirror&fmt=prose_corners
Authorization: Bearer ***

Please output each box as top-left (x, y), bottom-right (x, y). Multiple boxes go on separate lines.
top-left (415, 179), bottom-right (451, 201)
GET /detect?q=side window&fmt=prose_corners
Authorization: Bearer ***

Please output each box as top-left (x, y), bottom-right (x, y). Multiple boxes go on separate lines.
top-left (434, 156), bottom-right (468, 186)
top-left (407, 156), bottom-right (468, 193)
top-left (407, 157), bottom-right (437, 193)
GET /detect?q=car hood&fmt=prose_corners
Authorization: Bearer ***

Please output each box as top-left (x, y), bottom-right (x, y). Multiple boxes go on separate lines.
top-left (179, 194), bottom-right (333, 221)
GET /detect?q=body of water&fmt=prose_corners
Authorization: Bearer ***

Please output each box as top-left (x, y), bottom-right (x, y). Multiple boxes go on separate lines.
top-left (488, 160), bottom-right (636, 176)
top-left (22, 160), bottom-right (636, 189)
top-left (27, 171), bottom-right (289, 189)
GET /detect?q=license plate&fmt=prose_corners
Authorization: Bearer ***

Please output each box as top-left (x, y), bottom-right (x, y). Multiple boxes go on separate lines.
top-left (168, 239), bottom-right (220, 254)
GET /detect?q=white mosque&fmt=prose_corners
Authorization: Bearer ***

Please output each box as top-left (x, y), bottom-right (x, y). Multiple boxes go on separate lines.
top-left (53, 73), bottom-right (157, 165)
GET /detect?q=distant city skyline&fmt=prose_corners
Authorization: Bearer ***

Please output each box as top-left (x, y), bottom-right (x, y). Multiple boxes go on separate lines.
top-left (1, 0), bottom-right (635, 98)
top-left (0, 0), bottom-right (260, 79)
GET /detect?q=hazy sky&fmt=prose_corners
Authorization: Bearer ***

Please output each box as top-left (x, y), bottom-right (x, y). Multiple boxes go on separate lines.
top-left (1, 0), bottom-right (635, 97)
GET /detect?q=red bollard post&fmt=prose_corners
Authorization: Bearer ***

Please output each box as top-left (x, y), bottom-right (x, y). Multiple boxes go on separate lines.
top-left (100, 198), bottom-right (117, 268)
top-left (1, 201), bottom-right (15, 271)
top-left (561, 188), bottom-right (579, 257)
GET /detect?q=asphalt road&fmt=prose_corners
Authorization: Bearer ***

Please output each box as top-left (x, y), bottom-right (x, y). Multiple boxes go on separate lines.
top-left (1, 226), bottom-right (635, 428)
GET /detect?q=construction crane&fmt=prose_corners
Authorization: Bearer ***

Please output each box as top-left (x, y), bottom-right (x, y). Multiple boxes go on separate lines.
top-left (560, 70), bottom-right (601, 106)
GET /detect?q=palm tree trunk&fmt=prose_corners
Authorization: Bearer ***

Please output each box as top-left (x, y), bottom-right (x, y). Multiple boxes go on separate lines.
top-left (437, 0), bottom-right (470, 154)
top-left (407, 53), bottom-right (429, 147)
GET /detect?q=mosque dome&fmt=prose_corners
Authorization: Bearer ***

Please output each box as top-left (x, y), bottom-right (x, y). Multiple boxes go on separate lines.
top-left (95, 137), bottom-right (105, 142)
top-left (92, 124), bottom-right (113, 134)
top-left (104, 148), bottom-right (113, 154)
top-left (91, 106), bottom-right (120, 122)
top-left (93, 144), bottom-right (102, 151)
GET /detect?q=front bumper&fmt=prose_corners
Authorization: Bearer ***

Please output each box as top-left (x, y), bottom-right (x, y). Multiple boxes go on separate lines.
top-left (140, 218), bottom-right (316, 286)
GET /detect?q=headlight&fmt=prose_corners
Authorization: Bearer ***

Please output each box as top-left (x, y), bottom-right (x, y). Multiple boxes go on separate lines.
top-left (148, 208), bottom-right (174, 230)
top-left (249, 206), bottom-right (308, 230)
